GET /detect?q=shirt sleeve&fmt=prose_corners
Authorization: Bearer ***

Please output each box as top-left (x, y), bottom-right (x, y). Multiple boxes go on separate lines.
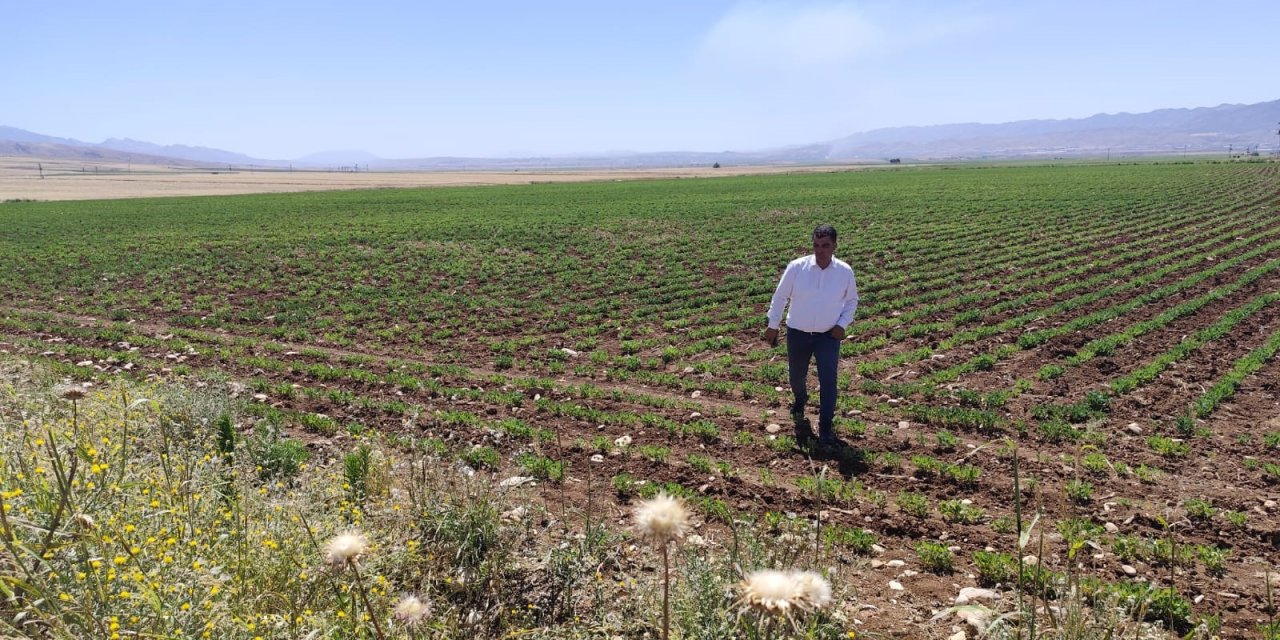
top-left (836, 269), bottom-right (859, 330)
top-left (767, 261), bottom-right (797, 330)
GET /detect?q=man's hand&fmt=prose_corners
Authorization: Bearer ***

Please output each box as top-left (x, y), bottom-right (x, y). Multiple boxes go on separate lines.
top-left (764, 327), bottom-right (779, 347)
top-left (830, 326), bottom-right (846, 340)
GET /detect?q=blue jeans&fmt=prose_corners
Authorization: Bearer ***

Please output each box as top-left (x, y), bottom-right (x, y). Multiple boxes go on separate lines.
top-left (787, 327), bottom-right (840, 438)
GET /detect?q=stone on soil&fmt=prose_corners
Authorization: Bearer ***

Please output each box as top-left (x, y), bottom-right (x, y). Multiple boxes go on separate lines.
top-left (955, 587), bottom-right (999, 605)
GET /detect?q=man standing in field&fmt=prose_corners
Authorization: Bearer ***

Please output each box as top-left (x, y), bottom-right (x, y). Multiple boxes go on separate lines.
top-left (764, 224), bottom-right (859, 447)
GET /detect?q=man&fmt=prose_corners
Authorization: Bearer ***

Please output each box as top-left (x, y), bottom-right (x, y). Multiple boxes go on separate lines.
top-left (764, 224), bottom-right (859, 447)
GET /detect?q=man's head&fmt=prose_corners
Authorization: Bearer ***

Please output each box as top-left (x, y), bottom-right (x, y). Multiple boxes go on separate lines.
top-left (812, 224), bottom-right (837, 267)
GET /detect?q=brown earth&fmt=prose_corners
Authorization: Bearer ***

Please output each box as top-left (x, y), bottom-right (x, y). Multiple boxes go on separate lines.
top-left (2, 303), bottom-right (1278, 638)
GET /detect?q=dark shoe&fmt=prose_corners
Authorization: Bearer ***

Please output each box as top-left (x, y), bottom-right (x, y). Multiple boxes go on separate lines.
top-left (817, 432), bottom-right (843, 449)
top-left (792, 415), bottom-right (815, 443)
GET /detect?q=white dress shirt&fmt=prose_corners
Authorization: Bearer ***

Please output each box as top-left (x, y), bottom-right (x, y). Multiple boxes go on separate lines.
top-left (767, 255), bottom-right (859, 332)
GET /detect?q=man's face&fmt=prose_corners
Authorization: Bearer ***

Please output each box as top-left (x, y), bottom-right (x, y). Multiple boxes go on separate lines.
top-left (813, 235), bottom-right (836, 265)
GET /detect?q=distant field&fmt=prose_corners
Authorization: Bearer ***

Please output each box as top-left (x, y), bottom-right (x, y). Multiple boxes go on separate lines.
top-left (0, 155), bottom-right (869, 201)
top-left (2, 161), bottom-right (1279, 636)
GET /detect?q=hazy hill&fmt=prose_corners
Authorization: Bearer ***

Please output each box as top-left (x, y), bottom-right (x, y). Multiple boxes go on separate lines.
top-left (0, 139), bottom-right (206, 166)
top-left (3, 98), bottom-right (1278, 168)
top-left (97, 138), bottom-right (265, 166)
top-left (827, 100), bottom-right (1280, 159)
top-left (0, 126), bottom-right (83, 146)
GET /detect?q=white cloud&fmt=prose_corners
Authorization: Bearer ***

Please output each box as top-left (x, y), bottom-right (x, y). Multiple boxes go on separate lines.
top-left (696, 2), bottom-right (994, 76)
top-left (697, 3), bottom-right (887, 72)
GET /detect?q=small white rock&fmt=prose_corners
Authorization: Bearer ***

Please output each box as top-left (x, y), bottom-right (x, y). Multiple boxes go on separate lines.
top-left (954, 605), bottom-right (993, 632)
top-left (765, 423), bottom-right (782, 434)
top-left (887, 559), bottom-right (906, 568)
top-left (889, 580), bottom-right (904, 591)
top-left (1121, 565), bottom-right (1137, 576)
top-left (956, 587), bottom-right (999, 605)
top-left (1104, 522), bottom-right (1119, 534)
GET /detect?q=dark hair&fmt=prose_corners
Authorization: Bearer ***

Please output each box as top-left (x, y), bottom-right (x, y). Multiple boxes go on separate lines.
top-left (813, 224), bottom-right (837, 243)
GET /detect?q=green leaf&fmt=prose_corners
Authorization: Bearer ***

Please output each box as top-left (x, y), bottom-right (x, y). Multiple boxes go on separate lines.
top-left (1018, 512), bottom-right (1040, 550)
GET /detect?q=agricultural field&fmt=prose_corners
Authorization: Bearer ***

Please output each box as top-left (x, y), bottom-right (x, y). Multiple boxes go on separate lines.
top-left (1, 160), bottom-right (1279, 638)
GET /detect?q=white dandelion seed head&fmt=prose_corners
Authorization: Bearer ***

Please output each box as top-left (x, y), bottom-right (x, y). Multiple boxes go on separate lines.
top-left (791, 570), bottom-right (833, 609)
top-left (739, 569), bottom-right (799, 615)
top-left (633, 492), bottom-right (690, 547)
top-left (323, 531), bottom-right (369, 568)
top-left (394, 594), bottom-right (430, 625)
top-left (59, 386), bottom-right (88, 401)
top-left (739, 569), bottom-right (834, 616)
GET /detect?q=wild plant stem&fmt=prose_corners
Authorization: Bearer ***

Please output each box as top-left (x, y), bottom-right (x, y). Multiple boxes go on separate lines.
top-left (662, 545), bottom-right (670, 640)
top-left (555, 430), bottom-right (566, 527)
top-left (351, 563), bottom-right (388, 640)
top-left (38, 418), bottom-right (78, 571)
top-left (1013, 446), bottom-right (1027, 640)
top-left (815, 466), bottom-right (825, 565)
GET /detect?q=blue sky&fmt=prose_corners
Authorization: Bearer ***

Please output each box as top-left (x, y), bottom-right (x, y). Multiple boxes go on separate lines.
top-left (4, 1), bottom-right (1277, 159)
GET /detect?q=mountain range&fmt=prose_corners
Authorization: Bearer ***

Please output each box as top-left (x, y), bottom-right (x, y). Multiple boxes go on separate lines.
top-left (3, 99), bottom-right (1278, 170)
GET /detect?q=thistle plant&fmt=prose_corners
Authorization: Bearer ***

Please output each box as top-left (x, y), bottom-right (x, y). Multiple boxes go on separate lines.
top-left (393, 594), bottom-right (430, 628)
top-left (736, 568), bottom-right (834, 638)
top-left (323, 531), bottom-right (387, 640)
top-left (633, 492), bottom-right (690, 640)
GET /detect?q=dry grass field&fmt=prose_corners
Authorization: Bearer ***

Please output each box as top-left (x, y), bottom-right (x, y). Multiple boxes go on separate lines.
top-left (0, 156), bottom-right (866, 201)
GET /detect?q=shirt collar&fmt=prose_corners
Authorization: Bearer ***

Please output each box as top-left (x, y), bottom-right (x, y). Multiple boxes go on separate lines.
top-left (808, 254), bottom-right (835, 270)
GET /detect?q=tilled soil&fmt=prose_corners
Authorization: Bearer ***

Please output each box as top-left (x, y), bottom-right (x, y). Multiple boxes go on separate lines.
top-left (2, 305), bottom-right (1277, 638)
